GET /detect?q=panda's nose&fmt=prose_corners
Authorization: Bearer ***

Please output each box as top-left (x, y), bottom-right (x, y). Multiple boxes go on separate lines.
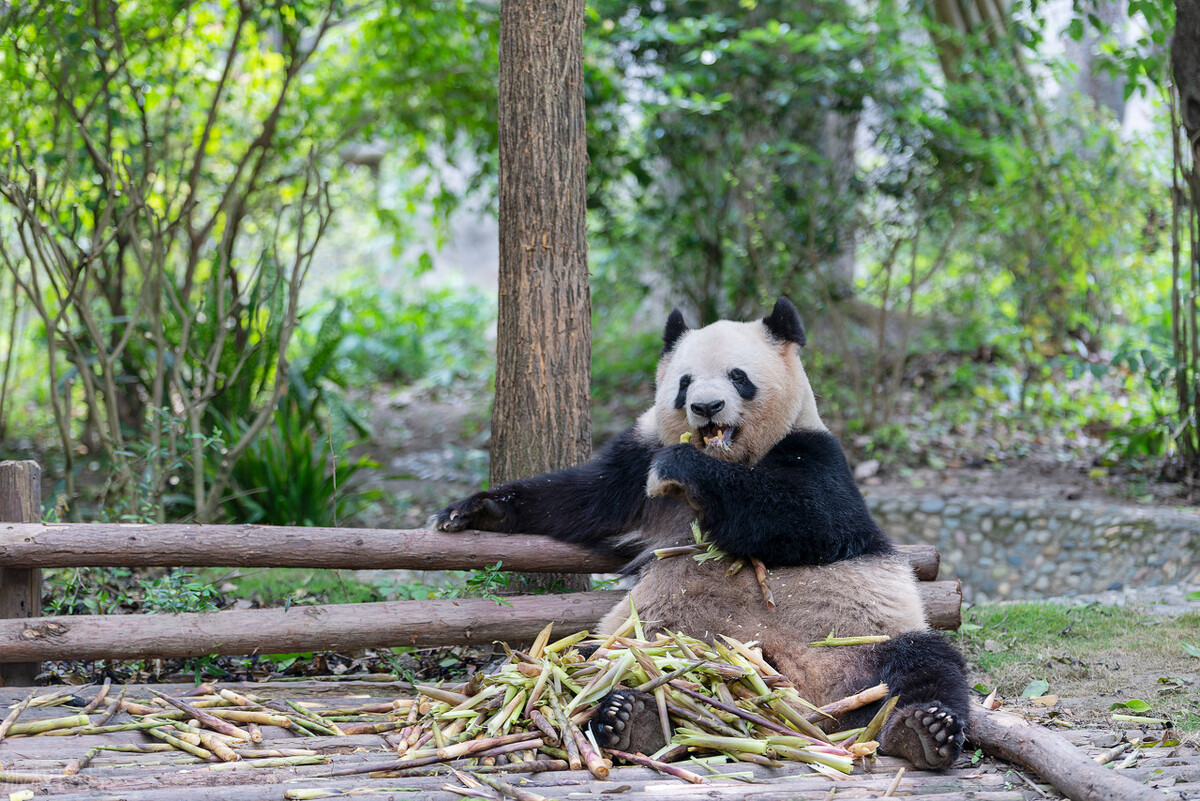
top-left (690, 400), bottom-right (725, 418)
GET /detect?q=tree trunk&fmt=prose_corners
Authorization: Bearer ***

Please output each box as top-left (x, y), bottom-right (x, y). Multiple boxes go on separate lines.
top-left (493, 0), bottom-right (592, 592)
top-left (1173, 0), bottom-right (1200, 488)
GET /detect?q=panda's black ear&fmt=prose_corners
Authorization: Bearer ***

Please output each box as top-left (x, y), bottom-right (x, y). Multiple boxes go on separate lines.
top-left (663, 308), bottom-right (689, 353)
top-left (763, 296), bottom-right (806, 346)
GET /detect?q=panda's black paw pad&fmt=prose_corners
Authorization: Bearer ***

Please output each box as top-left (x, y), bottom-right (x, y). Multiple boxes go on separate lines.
top-left (885, 703), bottom-right (964, 770)
top-left (590, 688), bottom-right (646, 751)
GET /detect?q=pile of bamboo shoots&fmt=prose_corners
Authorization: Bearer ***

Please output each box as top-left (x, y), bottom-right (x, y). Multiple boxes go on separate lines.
top-left (342, 610), bottom-right (895, 785)
top-left (0, 612), bottom-right (893, 791)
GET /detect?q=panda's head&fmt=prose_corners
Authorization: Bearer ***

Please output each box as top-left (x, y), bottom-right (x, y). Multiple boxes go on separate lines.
top-left (653, 297), bottom-right (825, 464)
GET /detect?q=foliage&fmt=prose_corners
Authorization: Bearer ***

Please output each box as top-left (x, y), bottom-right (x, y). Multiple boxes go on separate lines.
top-left (0, 0), bottom-right (500, 520)
top-left (197, 567), bottom-right (393, 607)
top-left (139, 570), bottom-right (221, 614)
top-left (43, 567), bottom-right (133, 616)
top-left (435, 562), bottom-right (514, 607)
top-left (0, 1), bottom-right (341, 521)
top-left (588, 0), bottom-right (888, 323)
top-left (302, 280), bottom-right (495, 390)
top-left (220, 398), bottom-right (379, 527)
top-left (585, 0), bottom-right (1175, 476)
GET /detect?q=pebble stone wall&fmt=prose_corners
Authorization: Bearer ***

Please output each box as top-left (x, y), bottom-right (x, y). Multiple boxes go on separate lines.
top-left (864, 494), bottom-right (1200, 603)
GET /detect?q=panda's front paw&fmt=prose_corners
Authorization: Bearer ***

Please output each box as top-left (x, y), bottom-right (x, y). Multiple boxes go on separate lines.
top-left (646, 444), bottom-right (702, 500)
top-left (428, 493), bottom-right (512, 533)
top-left (880, 703), bottom-right (964, 770)
top-left (590, 687), bottom-right (664, 755)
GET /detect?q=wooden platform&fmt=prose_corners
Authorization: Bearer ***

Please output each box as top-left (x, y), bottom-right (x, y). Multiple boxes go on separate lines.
top-left (0, 681), bottom-right (1192, 800)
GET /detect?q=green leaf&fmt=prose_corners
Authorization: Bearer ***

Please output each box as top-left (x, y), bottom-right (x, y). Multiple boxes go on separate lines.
top-left (302, 298), bottom-right (345, 386)
top-left (1183, 643), bottom-right (1200, 658)
top-left (1109, 699), bottom-right (1152, 713)
top-left (1185, 591), bottom-right (1200, 602)
top-left (1021, 679), bottom-right (1050, 698)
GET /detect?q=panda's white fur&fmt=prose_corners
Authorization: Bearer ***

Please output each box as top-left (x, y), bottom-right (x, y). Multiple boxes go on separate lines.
top-left (653, 319), bottom-right (825, 465)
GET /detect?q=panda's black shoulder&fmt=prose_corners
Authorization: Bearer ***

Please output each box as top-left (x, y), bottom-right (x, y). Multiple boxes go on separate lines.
top-left (762, 428), bottom-right (856, 468)
top-left (763, 428), bottom-right (895, 559)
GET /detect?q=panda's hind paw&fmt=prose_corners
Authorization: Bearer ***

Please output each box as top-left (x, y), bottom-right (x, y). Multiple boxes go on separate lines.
top-left (882, 703), bottom-right (964, 770)
top-left (589, 687), bottom-right (663, 755)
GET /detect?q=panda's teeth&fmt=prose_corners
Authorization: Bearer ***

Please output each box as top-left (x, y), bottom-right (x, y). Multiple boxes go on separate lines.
top-left (703, 425), bottom-right (734, 449)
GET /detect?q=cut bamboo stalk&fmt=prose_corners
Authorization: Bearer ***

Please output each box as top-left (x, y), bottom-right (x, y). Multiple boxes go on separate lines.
top-left (148, 689), bottom-right (252, 741)
top-left (0, 690), bottom-right (36, 743)
top-left (5, 714), bottom-right (89, 736)
top-left (145, 726), bottom-right (214, 760)
top-left (62, 746), bottom-right (99, 775)
top-left (470, 772), bottom-right (551, 801)
top-left (78, 678), bottom-right (111, 714)
top-left (805, 683), bottom-right (890, 723)
top-left (572, 725), bottom-right (610, 780)
top-left (606, 748), bottom-right (708, 783)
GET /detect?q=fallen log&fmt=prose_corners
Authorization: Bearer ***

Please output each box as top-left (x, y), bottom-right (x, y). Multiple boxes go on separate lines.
top-left (0, 524), bottom-right (940, 581)
top-left (0, 581), bottom-right (959, 663)
top-left (968, 706), bottom-right (1170, 801)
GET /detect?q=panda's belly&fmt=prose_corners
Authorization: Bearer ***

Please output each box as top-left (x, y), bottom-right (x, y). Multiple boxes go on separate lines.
top-left (599, 552), bottom-right (927, 643)
top-left (597, 552), bottom-right (928, 703)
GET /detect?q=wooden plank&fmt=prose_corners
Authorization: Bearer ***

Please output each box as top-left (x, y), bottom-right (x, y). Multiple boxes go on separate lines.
top-left (0, 523), bottom-right (942, 581)
top-left (0, 579), bottom-right (960, 664)
top-left (0, 460), bottom-right (41, 686)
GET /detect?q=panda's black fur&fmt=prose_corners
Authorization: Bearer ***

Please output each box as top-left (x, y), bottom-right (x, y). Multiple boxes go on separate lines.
top-left (433, 298), bottom-right (970, 770)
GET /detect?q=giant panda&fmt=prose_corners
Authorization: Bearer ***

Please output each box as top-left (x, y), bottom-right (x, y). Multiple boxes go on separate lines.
top-left (432, 297), bottom-right (969, 770)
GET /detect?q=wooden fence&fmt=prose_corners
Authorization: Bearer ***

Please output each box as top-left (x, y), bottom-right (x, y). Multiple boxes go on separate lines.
top-left (0, 460), bottom-right (961, 687)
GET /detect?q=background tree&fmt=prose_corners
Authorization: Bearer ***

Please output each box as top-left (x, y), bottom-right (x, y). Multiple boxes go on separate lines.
top-left (1173, 0), bottom-right (1200, 486)
top-left (492, 0), bottom-right (592, 592)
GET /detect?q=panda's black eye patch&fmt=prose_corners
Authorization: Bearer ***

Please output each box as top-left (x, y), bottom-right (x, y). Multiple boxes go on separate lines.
top-left (729, 368), bottom-right (757, 400)
top-left (674, 374), bottom-right (691, 409)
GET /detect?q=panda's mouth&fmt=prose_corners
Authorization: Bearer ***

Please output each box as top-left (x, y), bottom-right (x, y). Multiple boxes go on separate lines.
top-left (698, 423), bottom-right (737, 450)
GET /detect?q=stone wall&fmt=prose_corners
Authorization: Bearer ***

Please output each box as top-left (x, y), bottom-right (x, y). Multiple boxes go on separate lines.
top-left (864, 494), bottom-right (1200, 603)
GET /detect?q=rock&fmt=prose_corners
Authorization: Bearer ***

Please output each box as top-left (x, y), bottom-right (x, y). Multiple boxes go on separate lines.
top-left (919, 498), bottom-right (945, 514)
top-left (854, 459), bottom-right (881, 480)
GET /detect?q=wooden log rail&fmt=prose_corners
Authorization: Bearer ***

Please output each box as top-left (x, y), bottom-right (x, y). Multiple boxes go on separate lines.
top-left (0, 462), bottom-right (960, 678)
top-left (0, 522), bottom-right (942, 580)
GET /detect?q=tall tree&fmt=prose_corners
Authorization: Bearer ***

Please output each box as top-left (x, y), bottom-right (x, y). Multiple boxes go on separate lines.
top-left (1173, 0), bottom-right (1200, 489)
top-left (492, 0), bottom-right (592, 591)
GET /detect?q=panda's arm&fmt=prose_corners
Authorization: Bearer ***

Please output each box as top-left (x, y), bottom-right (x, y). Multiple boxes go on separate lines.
top-left (430, 424), bottom-right (655, 554)
top-left (648, 431), bottom-right (892, 565)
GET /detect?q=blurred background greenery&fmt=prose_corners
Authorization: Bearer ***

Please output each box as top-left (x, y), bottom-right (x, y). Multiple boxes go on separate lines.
top-left (0, 0), bottom-right (1186, 530)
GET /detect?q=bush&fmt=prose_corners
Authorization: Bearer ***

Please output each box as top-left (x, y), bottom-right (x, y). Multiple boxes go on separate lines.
top-left (300, 281), bottom-right (495, 389)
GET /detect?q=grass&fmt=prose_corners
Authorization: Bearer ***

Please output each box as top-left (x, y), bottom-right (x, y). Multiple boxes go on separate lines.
top-left (954, 601), bottom-right (1200, 733)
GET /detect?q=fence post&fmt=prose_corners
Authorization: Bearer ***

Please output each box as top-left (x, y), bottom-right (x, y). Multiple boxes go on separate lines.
top-left (0, 460), bottom-right (41, 685)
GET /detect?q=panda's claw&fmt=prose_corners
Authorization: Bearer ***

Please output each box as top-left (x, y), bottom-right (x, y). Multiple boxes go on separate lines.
top-left (589, 687), bottom-right (664, 756)
top-left (881, 703), bottom-right (964, 771)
